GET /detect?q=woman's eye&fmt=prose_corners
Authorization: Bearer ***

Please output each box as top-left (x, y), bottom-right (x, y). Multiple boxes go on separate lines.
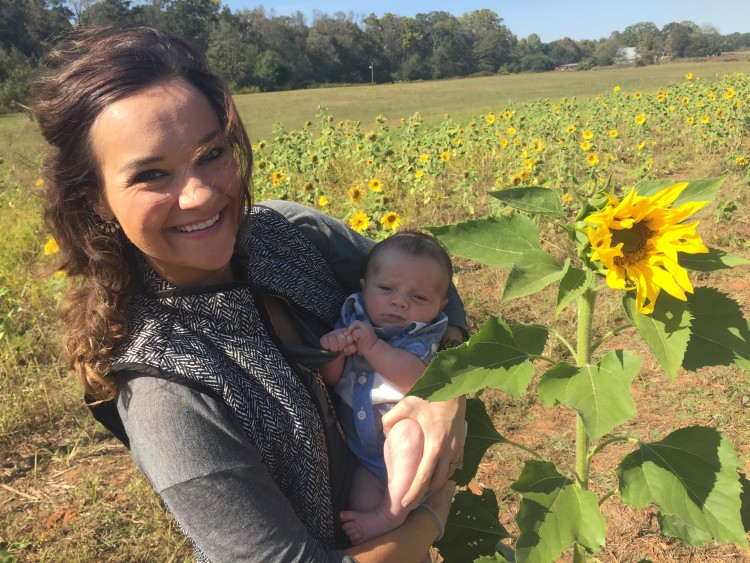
top-left (132, 169), bottom-right (165, 183)
top-left (198, 146), bottom-right (226, 164)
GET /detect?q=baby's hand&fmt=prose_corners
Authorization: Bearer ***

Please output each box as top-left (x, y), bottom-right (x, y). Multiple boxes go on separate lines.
top-left (348, 321), bottom-right (378, 354)
top-left (320, 328), bottom-right (357, 355)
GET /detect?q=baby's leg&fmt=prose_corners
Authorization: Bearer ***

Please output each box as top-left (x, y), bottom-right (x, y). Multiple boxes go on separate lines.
top-left (341, 418), bottom-right (424, 544)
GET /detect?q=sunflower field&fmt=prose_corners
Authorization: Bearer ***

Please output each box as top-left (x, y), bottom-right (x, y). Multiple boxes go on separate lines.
top-left (256, 71), bottom-right (750, 561)
top-left (251, 71), bottom-right (750, 240)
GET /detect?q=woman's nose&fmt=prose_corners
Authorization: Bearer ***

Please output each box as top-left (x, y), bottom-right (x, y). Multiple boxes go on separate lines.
top-left (179, 175), bottom-right (214, 207)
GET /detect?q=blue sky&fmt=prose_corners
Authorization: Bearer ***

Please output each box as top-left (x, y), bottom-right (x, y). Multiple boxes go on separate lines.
top-left (222, 0), bottom-right (750, 43)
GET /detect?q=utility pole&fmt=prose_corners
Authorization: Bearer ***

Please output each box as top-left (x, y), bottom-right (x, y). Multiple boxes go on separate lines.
top-left (369, 62), bottom-right (374, 84)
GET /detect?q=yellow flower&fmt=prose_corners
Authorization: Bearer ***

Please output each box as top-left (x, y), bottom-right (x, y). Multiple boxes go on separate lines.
top-left (634, 91), bottom-right (642, 100)
top-left (585, 183), bottom-right (709, 314)
top-left (452, 138), bottom-right (462, 146)
top-left (637, 140), bottom-right (647, 150)
top-left (419, 154), bottom-right (429, 164)
top-left (736, 156), bottom-right (748, 167)
top-left (486, 113), bottom-right (496, 124)
top-left (415, 170), bottom-right (425, 179)
top-left (35, 178), bottom-right (44, 187)
top-left (634, 113), bottom-right (647, 126)
top-left (613, 85), bottom-right (621, 93)
top-left (440, 151), bottom-right (450, 162)
top-left (582, 129), bottom-right (594, 140)
top-left (502, 110), bottom-right (512, 120)
top-left (687, 117), bottom-right (695, 125)
top-left (685, 72), bottom-right (693, 80)
top-left (257, 160), bottom-right (267, 170)
top-left (681, 97), bottom-right (690, 105)
top-left (271, 171), bottom-right (286, 186)
top-left (379, 212), bottom-right (401, 231)
top-left (375, 114), bottom-right (385, 123)
top-left (586, 152), bottom-right (600, 166)
top-left (533, 139), bottom-right (544, 152)
top-left (318, 195), bottom-right (329, 206)
top-left (524, 158), bottom-right (537, 169)
top-left (562, 193), bottom-right (574, 205)
top-left (348, 185), bottom-right (365, 204)
top-left (723, 88), bottom-right (735, 100)
top-left (368, 178), bottom-right (382, 192)
top-left (365, 131), bottom-right (377, 141)
top-left (701, 115), bottom-right (710, 124)
top-left (349, 211), bottom-right (371, 233)
top-left (309, 154), bottom-right (319, 164)
top-left (499, 138), bottom-right (509, 148)
top-left (580, 140), bottom-right (591, 151)
top-left (609, 129), bottom-right (619, 138)
top-left (507, 127), bottom-right (517, 136)
top-left (567, 124), bottom-right (576, 134)
top-left (44, 237), bottom-right (60, 255)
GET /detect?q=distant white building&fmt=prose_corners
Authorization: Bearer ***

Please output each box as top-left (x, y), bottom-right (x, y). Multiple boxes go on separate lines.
top-left (616, 47), bottom-right (637, 64)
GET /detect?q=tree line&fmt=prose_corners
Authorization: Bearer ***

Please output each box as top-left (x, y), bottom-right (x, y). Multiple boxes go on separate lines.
top-left (2, 0), bottom-right (750, 112)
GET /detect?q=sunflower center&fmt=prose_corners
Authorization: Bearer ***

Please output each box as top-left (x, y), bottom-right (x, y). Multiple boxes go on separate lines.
top-left (611, 222), bottom-right (653, 266)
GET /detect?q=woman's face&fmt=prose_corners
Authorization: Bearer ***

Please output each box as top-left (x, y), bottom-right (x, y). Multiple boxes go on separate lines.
top-left (90, 79), bottom-right (242, 287)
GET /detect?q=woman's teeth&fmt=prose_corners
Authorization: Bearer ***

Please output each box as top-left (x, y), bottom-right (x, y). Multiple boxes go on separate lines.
top-left (177, 213), bottom-right (220, 232)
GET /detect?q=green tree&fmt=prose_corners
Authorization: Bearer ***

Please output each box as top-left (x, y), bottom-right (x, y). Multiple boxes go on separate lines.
top-left (162, 0), bottom-right (219, 52)
top-left (254, 50), bottom-right (291, 91)
top-left (207, 9), bottom-right (257, 90)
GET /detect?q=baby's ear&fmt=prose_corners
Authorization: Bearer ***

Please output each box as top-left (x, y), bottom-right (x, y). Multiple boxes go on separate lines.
top-left (440, 297), bottom-right (449, 310)
top-left (359, 278), bottom-right (366, 291)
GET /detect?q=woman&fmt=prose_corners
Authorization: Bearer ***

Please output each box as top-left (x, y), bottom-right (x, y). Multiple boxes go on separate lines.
top-left (31, 26), bottom-right (467, 562)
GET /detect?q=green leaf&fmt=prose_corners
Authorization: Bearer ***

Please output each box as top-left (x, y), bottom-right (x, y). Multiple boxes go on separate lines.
top-left (409, 317), bottom-right (539, 401)
top-left (680, 247), bottom-right (750, 272)
top-left (658, 512), bottom-right (713, 546)
top-left (624, 293), bottom-right (692, 380)
top-left (617, 426), bottom-right (748, 549)
top-left (454, 398), bottom-right (509, 486)
top-left (427, 215), bottom-right (540, 270)
top-left (682, 287), bottom-right (750, 371)
top-left (436, 488), bottom-right (509, 563)
top-left (634, 177), bottom-right (724, 205)
top-left (556, 261), bottom-right (594, 315)
top-left (489, 187), bottom-right (565, 216)
top-left (511, 460), bottom-right (606, 562)
top-left (509, 323), bottom-right (549, 357)
top-left (502, 249), bottom-right (564, 302)
top-left (537, 351), bottom-right (641, 441)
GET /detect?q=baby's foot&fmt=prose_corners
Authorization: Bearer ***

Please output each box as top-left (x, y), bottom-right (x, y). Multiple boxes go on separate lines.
top-left (340, 507), bottom-right (404, 544)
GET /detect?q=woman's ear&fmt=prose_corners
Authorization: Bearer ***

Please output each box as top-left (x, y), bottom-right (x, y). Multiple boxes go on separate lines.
top-left (85, 186), bottom-right (113, 221)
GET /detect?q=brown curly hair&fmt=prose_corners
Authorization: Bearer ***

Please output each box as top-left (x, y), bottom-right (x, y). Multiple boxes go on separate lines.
top-left (29, 26), bottom-right (253, 401)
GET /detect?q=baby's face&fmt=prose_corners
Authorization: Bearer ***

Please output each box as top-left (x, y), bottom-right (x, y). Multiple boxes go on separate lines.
top-left (361, 249), bottom-right (448, 329)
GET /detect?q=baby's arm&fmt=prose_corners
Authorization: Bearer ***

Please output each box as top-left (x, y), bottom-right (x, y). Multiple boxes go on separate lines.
top-left (349, 321), bottom-right (428, 392)
top-left (319, 328), bottom-right (357, 386)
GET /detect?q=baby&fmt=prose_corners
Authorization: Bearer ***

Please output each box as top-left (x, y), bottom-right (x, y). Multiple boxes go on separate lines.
top-left (319, 231), bottom-right (452, 544)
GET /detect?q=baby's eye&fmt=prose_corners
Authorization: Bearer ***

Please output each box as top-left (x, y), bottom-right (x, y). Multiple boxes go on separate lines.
top-left (413, 295), bottom-right (427, 301)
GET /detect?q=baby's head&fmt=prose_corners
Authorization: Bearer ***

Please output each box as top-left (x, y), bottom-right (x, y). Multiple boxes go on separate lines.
top-left (360, 232), bottom-right (452, 329)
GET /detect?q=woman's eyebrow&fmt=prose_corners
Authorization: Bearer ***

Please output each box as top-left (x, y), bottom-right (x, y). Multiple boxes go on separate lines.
top-left (117, 130), bottom-right (224, 174)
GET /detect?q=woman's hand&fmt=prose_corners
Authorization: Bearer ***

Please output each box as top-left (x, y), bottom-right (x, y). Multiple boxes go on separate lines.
top-left (382, 395), bottom-right (466, 508)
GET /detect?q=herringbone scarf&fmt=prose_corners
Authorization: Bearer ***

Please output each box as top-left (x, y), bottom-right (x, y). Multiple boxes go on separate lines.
top-left (112, 206), bottom-right (348, 552)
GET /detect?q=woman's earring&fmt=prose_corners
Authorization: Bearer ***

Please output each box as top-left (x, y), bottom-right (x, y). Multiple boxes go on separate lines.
top-left (103, 220), bottom-right (121, 233)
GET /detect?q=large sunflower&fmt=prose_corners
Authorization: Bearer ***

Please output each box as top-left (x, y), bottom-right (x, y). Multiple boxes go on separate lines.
top-left (585, 182), bottom-right (709, 314)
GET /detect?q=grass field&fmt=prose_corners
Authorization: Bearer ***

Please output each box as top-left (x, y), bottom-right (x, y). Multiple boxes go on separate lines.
top-left (2, 57), bottom-right (750, 562)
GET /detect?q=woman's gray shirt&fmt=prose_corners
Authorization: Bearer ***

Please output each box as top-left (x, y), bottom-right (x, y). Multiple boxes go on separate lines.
top-left (115, 200), bottom-right (468, 562)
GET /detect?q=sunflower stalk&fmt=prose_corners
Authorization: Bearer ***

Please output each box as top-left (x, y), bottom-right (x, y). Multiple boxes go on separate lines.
top-left (415, 177), bottom-right (750, 562)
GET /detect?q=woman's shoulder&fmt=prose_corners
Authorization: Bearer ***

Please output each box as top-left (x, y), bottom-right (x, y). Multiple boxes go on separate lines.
top-left (116, 373), bottom-right (259, 492)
